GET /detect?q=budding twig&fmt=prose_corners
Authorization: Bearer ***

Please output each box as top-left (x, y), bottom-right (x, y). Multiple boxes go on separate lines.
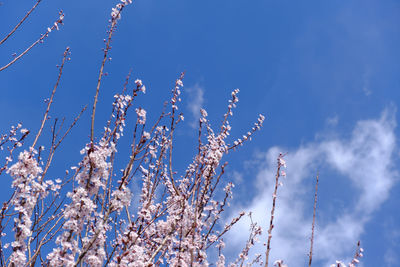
top-left (90, 5), bottom-right (125, 144)
top-left (0, 0), bottom-right (42, 46)
top-left (0, 11), bottom-right (64, 72)
top-left (265, 153), bottom-right (286, 267)
top-left (308, 172), bottom-right (319, 267)
top-left (31, 47), bottom-right (70, 150)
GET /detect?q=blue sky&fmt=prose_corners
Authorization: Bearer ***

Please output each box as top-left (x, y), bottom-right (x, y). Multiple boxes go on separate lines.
top-left (1, 0), bottom-right (400, 266)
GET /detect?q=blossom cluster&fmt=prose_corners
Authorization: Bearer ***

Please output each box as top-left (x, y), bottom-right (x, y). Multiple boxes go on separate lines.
top-left (111, 0), bottom-right (133, 21)
top-left (7, 149), bottom-right (43, 265)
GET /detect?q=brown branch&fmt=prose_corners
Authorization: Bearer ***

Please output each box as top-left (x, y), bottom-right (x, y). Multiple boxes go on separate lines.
top-left (90, 7), bottom-right (124, 143)
top-left (265, 153), bottom-right (285, 267)
top-left (40, 105), bottom-right (87, 182)
top-left (54, 105), bottom-right (87, 150)
top-left (31, 46), bottom-right (70, 150)
top-left (0, 11), bottom-right (64, 72)
top-left (0, 0), bottom-right (42, 46)
top-left (308, 172), bottom-right (319, 267)
top-left (168, 72), bottom-right (185, 197)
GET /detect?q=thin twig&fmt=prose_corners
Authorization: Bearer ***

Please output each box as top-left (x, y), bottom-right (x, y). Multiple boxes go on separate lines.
top-left (90, 10), bottom-right (123, 143)
top-left (0, 11), bottom-right (64, 72)
top-left (265, 153), bottom-right (285, 267)
top-left (308, 172), bottom-right (319, 267)
top-left (0, 0), bottom-right (42, 46)
top-left (31, 47), bottom-right (70, 150)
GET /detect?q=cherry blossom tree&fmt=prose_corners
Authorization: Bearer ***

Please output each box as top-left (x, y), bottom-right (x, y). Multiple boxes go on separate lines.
top-left (0, 1), bottom-right (363, 266)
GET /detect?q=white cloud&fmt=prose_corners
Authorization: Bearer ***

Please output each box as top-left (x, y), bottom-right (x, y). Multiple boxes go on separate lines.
top-left (230, 170), bottom-right (244, 184)
top-left (224, 108), bottom-right (397, 266)
top-left (186, 84), bottom-right (204, 128)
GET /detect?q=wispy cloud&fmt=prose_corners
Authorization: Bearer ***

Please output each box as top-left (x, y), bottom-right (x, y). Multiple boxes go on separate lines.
top-left (384, 247), bottom-right (399, 267)
top-left (383, 219), bottom-right (400, 267)
top-left (225, 107), bottom-right (397, 266)
top-left (326, 115), bottom-right (339, 127)
top-left (186, 84), bottom-right (204, 129)
top-left (362, 68), bottom-right (372, 96)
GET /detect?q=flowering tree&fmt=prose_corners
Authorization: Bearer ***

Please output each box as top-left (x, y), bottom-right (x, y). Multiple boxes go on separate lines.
top-left (0, 1), bottom-right (363, 266)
